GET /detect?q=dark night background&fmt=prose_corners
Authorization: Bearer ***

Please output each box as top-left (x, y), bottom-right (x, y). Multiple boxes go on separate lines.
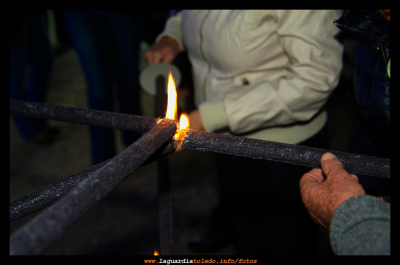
top-left (9, 10), bottom-right (360, 255)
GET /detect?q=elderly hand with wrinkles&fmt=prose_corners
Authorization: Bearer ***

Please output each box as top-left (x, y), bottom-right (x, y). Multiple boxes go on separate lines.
top-left (299, 152), bottom-right (366, 229)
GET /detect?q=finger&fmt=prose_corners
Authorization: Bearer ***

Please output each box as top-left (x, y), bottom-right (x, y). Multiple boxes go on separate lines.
top-left (320, 152), bottom-right (341, 166)
top-left (350, 174), bottom-right (359, 182)
top-left (144, 49), bottom-right (162, 65)
top-left (149, 52), bottom-right (161, 65)
top-left (160, 53), bottom-right (175, 64)
top-left (299, 168), bottom-right (324, 196)
top-left (308, 213), bottom-right (327, 229)
top-left (300, 168), bottom-right (324, 184)
top-left (143, 49), bottom-right (157, 64)
top-left (320, 152), bottom-right (347, 180)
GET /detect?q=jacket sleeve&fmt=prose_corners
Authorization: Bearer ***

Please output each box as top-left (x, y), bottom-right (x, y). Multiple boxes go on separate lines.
top-left (155, 11), bottom-right (185, 51)
top-left (330, 195), bottom-right (390, 255)
top-left (223, 10), bottom-right (344, 134)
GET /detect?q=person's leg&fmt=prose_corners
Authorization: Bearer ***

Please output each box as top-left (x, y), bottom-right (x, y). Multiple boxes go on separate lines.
top-left (10, 12), bottom-right (53, 141)
top-left (25, 12), bottom-right (54, 104)
top-left (108, 12), bottom-right (142, 147)
top-left (10, 24), bottom-right (34, 140)
top-left (64, 10), bottom-right (116, 164)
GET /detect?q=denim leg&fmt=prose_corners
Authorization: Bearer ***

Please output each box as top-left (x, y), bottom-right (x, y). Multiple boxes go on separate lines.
top-left (108, 13), bottom-right (142, 147)
top-left (25, 13), bottom-right (54, 103)
top-left (64, 10), bottom-right (116, 164)
top-left (10, 12), bottom-right (52, 140)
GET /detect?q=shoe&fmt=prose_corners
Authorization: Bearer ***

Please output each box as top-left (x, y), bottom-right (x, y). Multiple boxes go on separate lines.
top-left (31, 126), bottom-right (60, 145)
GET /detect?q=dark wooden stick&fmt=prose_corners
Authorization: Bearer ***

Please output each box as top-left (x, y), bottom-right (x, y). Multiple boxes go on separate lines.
top-left (9, 141), bottom-right (175, 223)
top-left (155, 75), bottom-right (174, 255)
top-left (10, 100), bottom-right (157, 133)
top-left (181, 129), bottom-right (390, 179)
top-left (10, 119), bottom-right (177, 255)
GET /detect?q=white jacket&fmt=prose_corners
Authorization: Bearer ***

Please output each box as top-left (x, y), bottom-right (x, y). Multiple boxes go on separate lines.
top-left (157, 10), bottom-right (344, 144)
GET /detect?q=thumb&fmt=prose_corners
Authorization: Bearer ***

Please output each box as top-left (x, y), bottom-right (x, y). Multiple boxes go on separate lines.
top-left (321, 152), bottom-right (338, 162)
top-left (320, 152), bottom-right (347, 180)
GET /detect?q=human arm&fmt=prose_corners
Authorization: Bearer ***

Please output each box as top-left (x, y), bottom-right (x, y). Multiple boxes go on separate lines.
top-left (143, 11), bottom-right (184, 65)
top-left (330, 195), bottom-right (390, 255)
top-left (299, 152), bottom-right (390, 255)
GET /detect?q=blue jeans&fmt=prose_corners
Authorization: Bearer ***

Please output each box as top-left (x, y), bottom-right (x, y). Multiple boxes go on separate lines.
top-left (10, 12), bottom-right (54, 140)
top-left (64, 10), bottom-right (142, 164)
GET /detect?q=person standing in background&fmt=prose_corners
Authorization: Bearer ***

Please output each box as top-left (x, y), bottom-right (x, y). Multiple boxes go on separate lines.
top-left (334, 9), bottom-right (390, 202)
top-left (10, 11), bottom-right (59, 144)
top-left (145, 10), bottom-right (344, 254)
top-left (64, 10), bottom-right (144, 165)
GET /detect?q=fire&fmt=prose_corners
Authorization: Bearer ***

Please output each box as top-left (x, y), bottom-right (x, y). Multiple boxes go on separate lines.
top-left (154, 250), bottom-right (159, 256)
top-left (166, 71), bottom-right (177, 121)
top-left (165, 71), bottom-right (190, 141)
top-left (175, 113), bottom-right (190, 141)
top-left (179, 113), bottom-right (189, 129)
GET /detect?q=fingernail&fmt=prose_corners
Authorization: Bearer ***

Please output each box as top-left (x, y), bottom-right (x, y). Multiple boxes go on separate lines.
top-left (322, 152), bottom-right (336, 161)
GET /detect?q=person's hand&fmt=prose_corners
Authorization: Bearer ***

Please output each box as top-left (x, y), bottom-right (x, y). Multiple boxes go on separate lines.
top-left (144, 36), bottom-right (180, 65)
top-left (174, 109), bottom-right (205, 153)
top-left (299, 152), bottom-right (366, 229)
top-left (187, 109), bottom-right (205, 131)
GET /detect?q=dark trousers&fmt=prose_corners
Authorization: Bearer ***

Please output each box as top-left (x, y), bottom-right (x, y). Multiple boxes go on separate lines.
top-left (64, 10), bottom-right (142, 164)
top-left (10, 12), bottom-right (54, 140)
top-left (214, 129), bottom-right (327, 255)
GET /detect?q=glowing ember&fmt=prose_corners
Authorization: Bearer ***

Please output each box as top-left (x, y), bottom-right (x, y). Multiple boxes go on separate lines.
top-left (154, 250), bottom-right (159, 256)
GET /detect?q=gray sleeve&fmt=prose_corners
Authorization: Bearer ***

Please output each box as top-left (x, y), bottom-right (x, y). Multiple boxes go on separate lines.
top-left (330, 195), bottom-right (390, 255)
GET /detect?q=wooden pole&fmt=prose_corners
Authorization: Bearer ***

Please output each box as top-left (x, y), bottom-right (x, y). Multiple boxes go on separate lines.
top-left (10, 119), bottom-right (177, 255)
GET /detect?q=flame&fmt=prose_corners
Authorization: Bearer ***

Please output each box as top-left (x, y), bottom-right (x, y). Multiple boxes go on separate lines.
top-left (165, 71), bottom-right (177, 121)
top-left (164, 71), bottom-right (189, 141)
top-left (179, 113), bottom-right (189, 130)
top-left (175, 113), bottom-right (190, 140)
top-left (154, 250), bottom-right (159, 256)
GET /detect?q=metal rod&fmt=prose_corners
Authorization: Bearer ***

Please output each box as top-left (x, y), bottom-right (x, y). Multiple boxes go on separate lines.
top-left (181, 129), bottom-right (390, 179)
top-left (10, 118), bottom-right (177, 255)
top-left (9, 141), bottom-right (175, 223)
top-left (10, 100), bottom-right (157, 133)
